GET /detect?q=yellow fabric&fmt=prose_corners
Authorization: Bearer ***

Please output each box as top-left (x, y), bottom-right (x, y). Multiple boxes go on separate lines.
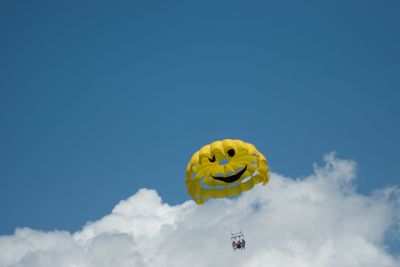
top-left (186, 139), bottom-right (270, 204)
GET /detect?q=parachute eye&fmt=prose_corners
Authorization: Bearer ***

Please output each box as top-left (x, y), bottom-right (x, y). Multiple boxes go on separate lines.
top-left (227, 149), bottom-right (235, 157)
top-left (208, 155), bottom-right (216, 162)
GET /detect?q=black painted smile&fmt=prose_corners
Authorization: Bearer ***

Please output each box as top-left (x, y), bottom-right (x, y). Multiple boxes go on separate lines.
top-left (211, 165), bottom-right (247, 183)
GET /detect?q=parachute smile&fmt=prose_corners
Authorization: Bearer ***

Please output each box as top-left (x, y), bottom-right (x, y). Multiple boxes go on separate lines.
top-left (211, 165), bottom-right (247, 183)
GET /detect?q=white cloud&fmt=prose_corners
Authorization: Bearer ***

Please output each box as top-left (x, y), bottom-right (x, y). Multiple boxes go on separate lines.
top-left (1, 153), bottom-right (399, 267)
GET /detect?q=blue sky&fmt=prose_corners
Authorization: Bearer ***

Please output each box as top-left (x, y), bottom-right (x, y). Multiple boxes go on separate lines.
top-left (0, 0), bottom-right (399, 236)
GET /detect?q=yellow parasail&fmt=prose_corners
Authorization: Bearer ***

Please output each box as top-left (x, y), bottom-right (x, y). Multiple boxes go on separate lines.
top-left (186, 139), bottom-right (269, 204)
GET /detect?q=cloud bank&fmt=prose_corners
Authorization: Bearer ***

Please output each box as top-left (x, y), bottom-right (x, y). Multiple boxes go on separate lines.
top-left (1, 153), bottom-right (399, 267)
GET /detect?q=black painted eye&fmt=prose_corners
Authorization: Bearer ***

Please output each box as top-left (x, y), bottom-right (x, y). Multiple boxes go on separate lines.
top-left (227, 149), bottom-right (235, 157)
top-left (208, 155), bottom-right (216, 162)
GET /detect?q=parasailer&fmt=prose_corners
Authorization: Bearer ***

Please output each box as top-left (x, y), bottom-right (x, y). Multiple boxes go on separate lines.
top-left (231, 231), bottom-right (246, 251)
top-left (185, 139), bottom-right (270, 250)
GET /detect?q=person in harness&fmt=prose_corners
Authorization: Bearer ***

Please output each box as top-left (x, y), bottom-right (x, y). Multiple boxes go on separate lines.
top-left (232, 240), bottom-right (237, 250)
top-left (236, 239), bottom-right (242, 249)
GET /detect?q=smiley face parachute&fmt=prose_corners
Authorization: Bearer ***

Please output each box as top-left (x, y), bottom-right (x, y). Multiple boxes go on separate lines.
top-left (186, 139), bottom-right (269, 205)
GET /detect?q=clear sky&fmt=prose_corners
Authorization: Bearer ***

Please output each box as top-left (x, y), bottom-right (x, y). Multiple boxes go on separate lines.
top-left (0, 0), bottom-right (399, 237)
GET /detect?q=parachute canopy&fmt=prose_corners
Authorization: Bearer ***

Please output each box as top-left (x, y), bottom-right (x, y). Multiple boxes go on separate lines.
top-left (186, 139), bottom-right (269, 204)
